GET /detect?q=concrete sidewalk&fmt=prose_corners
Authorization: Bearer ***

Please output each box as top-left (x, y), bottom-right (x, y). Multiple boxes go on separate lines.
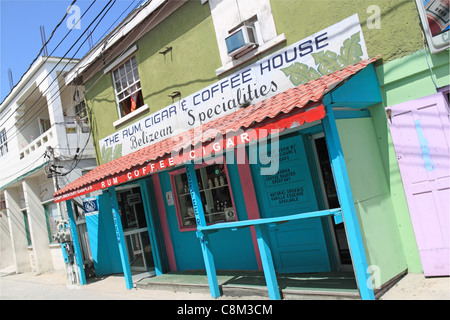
top-left (0, 269), bottom-right (216, 300)
top-left (379, 273), bottom-right (450, 300)
top-left (1, 268), bottom-right (449, 300)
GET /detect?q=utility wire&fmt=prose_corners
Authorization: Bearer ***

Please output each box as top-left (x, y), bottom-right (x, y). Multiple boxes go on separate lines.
top-left (2, 0), bottom-right (141, 154)
top-left (0, 0), bottom-right (115, 140)
top-left (2, 0), bottom-right (150, 181)
top-left (1, 0), bottom-right (78, 106)
top-left (0, 1), bottom-right (119, 182)
top-left (2, 0), bottom-right (141, 145)
top-left (0, 0), bottom-right (98, 132)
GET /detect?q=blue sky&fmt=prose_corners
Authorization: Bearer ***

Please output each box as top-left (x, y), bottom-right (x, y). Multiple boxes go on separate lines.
top-left (0, 0), bottom-right (143, 102)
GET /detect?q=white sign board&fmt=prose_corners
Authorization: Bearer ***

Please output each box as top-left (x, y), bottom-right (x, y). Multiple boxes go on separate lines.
top-left (99, 14), bottom-right (368, 163)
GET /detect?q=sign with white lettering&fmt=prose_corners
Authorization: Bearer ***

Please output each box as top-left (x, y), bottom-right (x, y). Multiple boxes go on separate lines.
top-left (99, 14), bottom-right (367, 163)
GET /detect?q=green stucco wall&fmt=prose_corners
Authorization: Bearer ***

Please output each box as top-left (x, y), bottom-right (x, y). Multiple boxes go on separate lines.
top-left (369, 48), bottom-right (450, 273)
top-left (270, 0), bottom-right (424, 63)
top-left (337, 117), bottom-right (408, 285)
top-left (85, 0), bottom-right (220, 164)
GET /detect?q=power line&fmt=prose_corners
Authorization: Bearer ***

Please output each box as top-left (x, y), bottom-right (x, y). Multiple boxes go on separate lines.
top-left (2, 0), bottom-right (149, 182)
top-left (2, 0), bottom-right (78, 104)
top-left (0, 0), bottom-right (98, 132)
top-left (2, 0), bottom-right (141, 151)
top-left (1, 1), bottom-right (120, 183)
top-left (0, 0), bottom-right (115, 141)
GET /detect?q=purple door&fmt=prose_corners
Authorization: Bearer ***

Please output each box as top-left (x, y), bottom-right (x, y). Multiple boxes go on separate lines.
top-left (387, 92), bottom-right (449, 276)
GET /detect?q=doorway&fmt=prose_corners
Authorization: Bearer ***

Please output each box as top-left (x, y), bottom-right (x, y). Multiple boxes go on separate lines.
top-left (249, 133), bottom-right (332, 273)
top-left (116, 185), bottom-right (155, 273)
top-left (386, 92), bottom-right (449, 276)
top-left (311, 133), bottom-right (352, 270)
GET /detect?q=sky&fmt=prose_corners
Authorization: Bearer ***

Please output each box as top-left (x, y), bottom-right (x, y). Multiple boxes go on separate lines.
top-left (0, 0), bottom-right (144, 102)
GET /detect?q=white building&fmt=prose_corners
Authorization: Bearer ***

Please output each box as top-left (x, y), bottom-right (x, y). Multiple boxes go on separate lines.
top-left (0, 56), bottom-right (96, 275)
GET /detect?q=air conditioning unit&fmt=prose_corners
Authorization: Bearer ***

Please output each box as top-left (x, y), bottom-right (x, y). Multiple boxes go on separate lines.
top-left (225, 25), bottom-right (257, 58)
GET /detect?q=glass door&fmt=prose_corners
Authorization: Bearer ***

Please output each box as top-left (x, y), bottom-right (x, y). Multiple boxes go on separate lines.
top-left (116, 185), bottom-right (154, 272)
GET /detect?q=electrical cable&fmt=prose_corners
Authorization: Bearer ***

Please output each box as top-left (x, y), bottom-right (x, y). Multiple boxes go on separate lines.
top-left (1, 0), bottom-right (116, 143)
top-left (1, 0), bottom-right (78, 105)
top-left (0, 0), bottom-right (99, 132)
top-left (0, 1), bottom-right (120, 184)
top-left (1, 1), bottom-right (155, 182)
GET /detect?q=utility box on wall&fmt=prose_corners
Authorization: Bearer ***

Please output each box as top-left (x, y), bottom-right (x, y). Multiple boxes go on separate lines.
top-left (83, 195), bottom-right (123, 276)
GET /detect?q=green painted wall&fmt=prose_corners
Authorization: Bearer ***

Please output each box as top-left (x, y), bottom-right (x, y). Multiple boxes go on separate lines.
top-left (337, 117), bottom-right (407, 286)
top-left (85, 0), bottom-right (220, 164)
top-left (369, 48), bottom-right (450, 273)
top-left (270, 0), bottom-right (424, 63)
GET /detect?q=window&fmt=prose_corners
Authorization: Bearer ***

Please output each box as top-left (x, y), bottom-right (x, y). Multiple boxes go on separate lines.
top-left (45, 202), bottom-right (60, 244)
top-left (208, 0), bottom-right (285, 75)
top-left (0, 128), bottom-right (8, 157)
top-left (22, 210), bottom-right (32, 246)
top-left (75, 100), bottom-right (87, 119)
top-left (170, 162), bottom-right (237, 230)
top-left (112, 56), bottom-right (144, 118)
top-left (40, 118), bottom-right (51, 134)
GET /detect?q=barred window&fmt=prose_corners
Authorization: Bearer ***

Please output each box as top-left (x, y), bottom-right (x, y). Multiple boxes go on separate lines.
top-left (112, 56), bottom-right (144, 118)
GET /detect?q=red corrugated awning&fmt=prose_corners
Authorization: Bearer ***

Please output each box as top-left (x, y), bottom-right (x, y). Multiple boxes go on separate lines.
top-left (54, 57), bottom-right (378, 202)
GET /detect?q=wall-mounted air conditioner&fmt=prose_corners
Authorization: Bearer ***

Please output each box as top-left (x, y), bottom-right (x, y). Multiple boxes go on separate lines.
top-left (225, 25), bottom-right (257, 58)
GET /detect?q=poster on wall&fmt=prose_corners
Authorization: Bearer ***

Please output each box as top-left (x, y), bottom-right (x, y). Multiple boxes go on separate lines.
top-left (98, 14), bottom-right (369, 164)
top-left (415, 0), bottom-right (449, 53)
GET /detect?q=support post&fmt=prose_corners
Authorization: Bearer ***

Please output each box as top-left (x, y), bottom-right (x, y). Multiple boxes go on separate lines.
top-left (65, 200), bottom-right (86, 285)
top-left (254, 224), bottom-right (281, 300)
top-left (108, 186), bottom-right (134, 290)
top-left (321, 98), bottom-right (375, 300)
top-left (185, 163), bottom-right (221, 298)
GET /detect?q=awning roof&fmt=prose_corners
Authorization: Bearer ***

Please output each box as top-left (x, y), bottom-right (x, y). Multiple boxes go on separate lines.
top-left (54, 57), bottom-right (378, 202)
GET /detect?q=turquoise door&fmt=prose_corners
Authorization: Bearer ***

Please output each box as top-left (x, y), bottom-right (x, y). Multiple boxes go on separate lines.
top-left (250, 133), bottom-right (331, 273)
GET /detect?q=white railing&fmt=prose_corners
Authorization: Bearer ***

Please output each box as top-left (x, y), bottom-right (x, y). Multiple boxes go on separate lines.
top-left (19, 126), bottom-right (56, 160)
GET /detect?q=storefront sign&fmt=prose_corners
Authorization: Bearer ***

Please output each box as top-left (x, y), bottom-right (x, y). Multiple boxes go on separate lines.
top-left (99, 14), bottom-right (367, 164)
top-left (54, 105), bottom-right (326, 203)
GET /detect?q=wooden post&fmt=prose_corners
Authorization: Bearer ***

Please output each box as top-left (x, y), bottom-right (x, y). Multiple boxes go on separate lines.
top-left (185, 163), bottom-right (221, 298)
top-left (108, 186), bottom-right (134, 290)
top-left (254, 224), bottom-right (281, 300)
top-left (65, 200), bottom-right (86, 285)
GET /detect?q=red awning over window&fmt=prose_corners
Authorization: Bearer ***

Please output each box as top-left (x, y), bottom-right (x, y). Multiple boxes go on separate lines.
top-left (54, 58), bottom-right (378, 202)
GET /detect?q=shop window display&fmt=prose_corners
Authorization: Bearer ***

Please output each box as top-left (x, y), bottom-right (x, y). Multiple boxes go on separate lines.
top-left (171, 163), bottom-right (236, 230)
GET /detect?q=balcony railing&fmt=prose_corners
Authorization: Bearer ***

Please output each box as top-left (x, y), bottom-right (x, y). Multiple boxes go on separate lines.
top-left (19, 126), bottom-right (56, 160)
